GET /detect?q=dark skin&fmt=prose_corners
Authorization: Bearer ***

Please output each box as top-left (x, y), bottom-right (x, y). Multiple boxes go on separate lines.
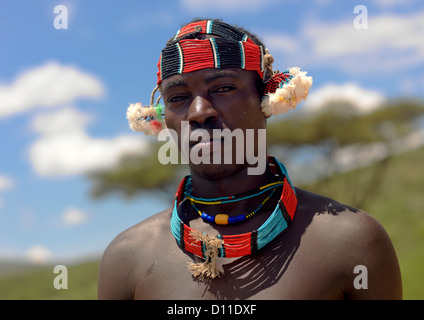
top-left (98, 68), bottom-right (402, 299)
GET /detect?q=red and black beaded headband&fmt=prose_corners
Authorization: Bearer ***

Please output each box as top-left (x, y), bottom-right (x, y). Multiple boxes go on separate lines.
top-left (126, 19), bottom-right (313, 136)
top-left (157, 20), bottom-right (266, 86)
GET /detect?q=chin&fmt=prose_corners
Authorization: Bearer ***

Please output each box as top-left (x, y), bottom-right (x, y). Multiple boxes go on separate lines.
top-left (189, 162), bottom-right (245, 180)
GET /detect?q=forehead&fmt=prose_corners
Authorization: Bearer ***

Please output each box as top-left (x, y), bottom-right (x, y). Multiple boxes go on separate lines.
top-left (161, 68), bottom-right (255, 92)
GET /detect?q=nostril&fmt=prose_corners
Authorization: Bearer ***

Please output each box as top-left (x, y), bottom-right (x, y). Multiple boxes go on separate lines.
top-left (204, 115), bottom-right (218, 126)
top-left (189, 119), bottom-right (201, 130)
top-left (189, 115), bottom-right (218, 130)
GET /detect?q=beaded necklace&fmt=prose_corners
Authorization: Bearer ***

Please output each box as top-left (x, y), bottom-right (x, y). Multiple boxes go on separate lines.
top-left (170, 157), bottom-right (298, 280)
top-left (185, 177), bottom-right (285, 205)
top-left (190, 187), bottom-right (278, 225)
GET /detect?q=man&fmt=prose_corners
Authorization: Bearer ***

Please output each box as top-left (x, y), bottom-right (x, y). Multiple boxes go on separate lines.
top-left (98, 19), bottom-right (402, 299)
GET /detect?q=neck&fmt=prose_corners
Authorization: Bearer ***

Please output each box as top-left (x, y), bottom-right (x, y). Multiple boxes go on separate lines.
top-left (189, 160), bottom-right (276, 199)
top-left (187, 159), bottom-right (279, 219)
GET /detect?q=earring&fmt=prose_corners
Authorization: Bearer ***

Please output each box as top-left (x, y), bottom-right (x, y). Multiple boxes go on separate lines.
top-left (126, 85), bottom-right (165, 136)
top-left (261, 67), bottom-right (313, 117)
top-left (126, 102), bottom-right (165, 136)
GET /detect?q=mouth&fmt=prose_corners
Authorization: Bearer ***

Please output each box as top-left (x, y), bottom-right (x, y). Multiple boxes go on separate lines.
top-left (188, 129), bottom-right (219, 148)
top-left (189, 137), bottom-right (223, 149)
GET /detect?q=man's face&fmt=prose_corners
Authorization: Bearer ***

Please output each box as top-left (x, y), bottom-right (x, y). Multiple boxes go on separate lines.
top-left (161, 67), bottom-right (267, 179)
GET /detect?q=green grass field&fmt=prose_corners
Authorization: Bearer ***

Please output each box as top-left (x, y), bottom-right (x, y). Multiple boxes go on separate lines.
top-left (0, 260), bottom-right (100, 300)
top-left (0, 147), bottom-right (423, 299)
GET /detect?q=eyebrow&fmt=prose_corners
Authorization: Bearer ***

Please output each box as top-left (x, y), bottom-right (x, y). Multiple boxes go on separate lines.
top-left (204, 69), bottom-right (240, 84)
top-left (162, 78), bottom-right (188, 92)
top-left (162, 69), bottom-right (240, 92)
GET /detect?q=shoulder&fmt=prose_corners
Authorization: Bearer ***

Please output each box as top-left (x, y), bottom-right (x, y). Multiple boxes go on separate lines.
top-left (296, 188), bottom-right (385, 243)
top-left (102, 208), bottom-right (171, 258)
top-left (97, 208), bottom-right (171, 299)
top-left (295, 188), bottom-right (402, 299)
top-left (295, 187), bottom-right (389, 242)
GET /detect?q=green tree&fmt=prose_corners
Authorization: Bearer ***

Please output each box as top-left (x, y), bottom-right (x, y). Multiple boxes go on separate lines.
top-left (88, 99), bottom-right (424, 209)
top-left (267, 99), bottom-right (424, 208)
top-left (88, 143), bottom-right (185, 200)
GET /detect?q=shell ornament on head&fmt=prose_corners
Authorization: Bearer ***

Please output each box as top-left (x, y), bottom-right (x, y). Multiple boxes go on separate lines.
top-left (126, 20), bottom-right (313, 135)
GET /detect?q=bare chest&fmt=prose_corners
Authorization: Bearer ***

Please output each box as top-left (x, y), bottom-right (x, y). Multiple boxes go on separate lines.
top-left (131, 231), bottom-right (343, 300)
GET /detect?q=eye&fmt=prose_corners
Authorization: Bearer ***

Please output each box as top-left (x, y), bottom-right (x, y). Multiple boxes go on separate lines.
top-left (168, 95), bottom-right (188, 103)
top-left (214, 86), bottom-right (235, 93)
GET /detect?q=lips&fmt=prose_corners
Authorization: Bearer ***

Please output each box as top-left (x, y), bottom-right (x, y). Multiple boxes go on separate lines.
top-left (188, 129), bottom-right (218, 148)
top-left (192, 137), bottom-right (223, 148)
top-left (189, 138), bottom-right (225, 152)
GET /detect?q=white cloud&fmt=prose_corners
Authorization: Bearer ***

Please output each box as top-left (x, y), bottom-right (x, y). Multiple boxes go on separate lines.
top-left (0, 175), bottom-right (14, 191)
top-left (333, 143), bottom-right (388, 172)
top-left (392, 129), bottom-right (424, 154)
top-left (265, 11), bottom-right (424, 73)
top-left (308, 13), bottom-right (424, 64)
top-left (0, 175), bottom-right (14, 210)
top-left (29, 107), bottom-right (151, 177)
top-left (0, 61), bottom-right (104, 118)
top-left (62, 208), bottom-right (88, 226)
top-left (374, 0), bottom-right (417, 8)
top-left (24, 245), bottom-right (53, 264)
top-left (303, 83), bottom-right (385, 113)
top-left (180, 0), bottom-right (278, 12)
top-left (262, 34), bottom-right (299, 55)
top-left (333, 129), bottom-right (424, 173)
top-left (31, 106), bottom-right (92, 135)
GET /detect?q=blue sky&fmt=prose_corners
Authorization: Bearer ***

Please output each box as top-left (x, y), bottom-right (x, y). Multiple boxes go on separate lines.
top-left (1, 0), bottom-right (424, 263)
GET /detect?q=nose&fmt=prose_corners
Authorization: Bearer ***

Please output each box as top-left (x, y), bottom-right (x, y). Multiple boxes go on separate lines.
top-left (187, 95), bottom-right (218, 128)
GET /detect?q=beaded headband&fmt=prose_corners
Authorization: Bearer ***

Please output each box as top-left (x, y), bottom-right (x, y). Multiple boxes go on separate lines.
top-left (126, 20), bottom-right (313, 135)
top-left (157, 20), bottom-right (267, 85)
